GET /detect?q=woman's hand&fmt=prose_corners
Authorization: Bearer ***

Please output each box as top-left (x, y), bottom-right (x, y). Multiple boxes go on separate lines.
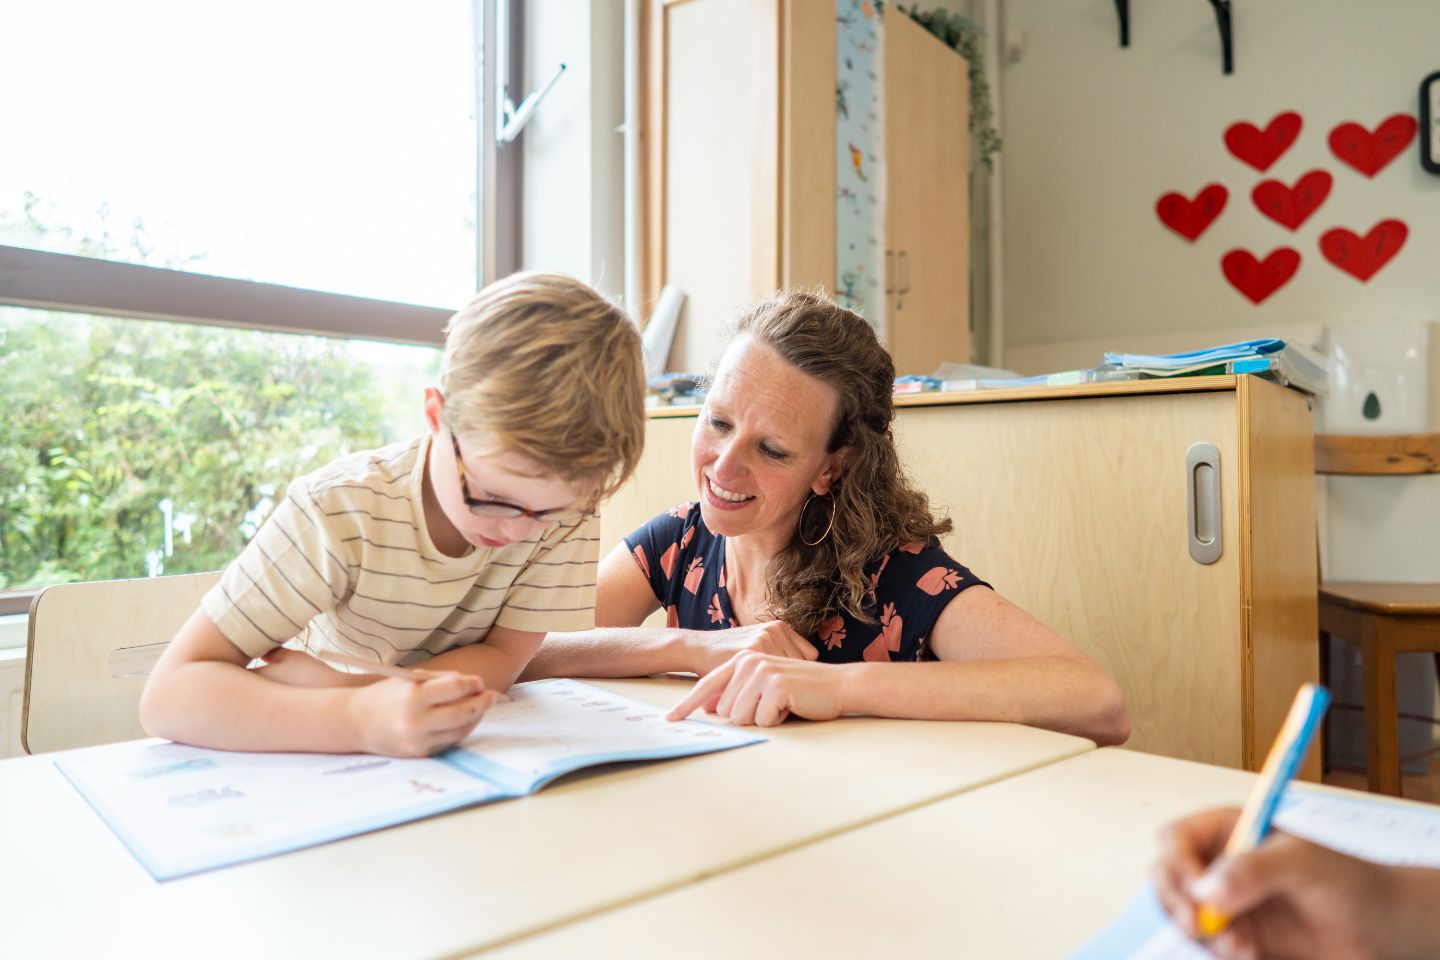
top-left (683, 621), bottom-right (819, 676)
top-left (1153, 806), bottom-right (1395, 960)
top-left (347, 673), bottom-right (496, 757)
top-left (667, 651), bottom-right (844, 726)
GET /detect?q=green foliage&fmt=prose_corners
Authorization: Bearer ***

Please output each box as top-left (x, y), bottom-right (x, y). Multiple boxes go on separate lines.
top-left (0, 198), bottom-right (415, 591)
top-left (898, 6), bottom-right (1002, 171)
top-left (0, 308), bottom-right (394, 590)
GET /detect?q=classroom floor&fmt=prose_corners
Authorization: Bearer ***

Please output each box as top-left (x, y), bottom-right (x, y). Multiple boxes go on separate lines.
top-left (1324, 752), bottom-right (1440, 805)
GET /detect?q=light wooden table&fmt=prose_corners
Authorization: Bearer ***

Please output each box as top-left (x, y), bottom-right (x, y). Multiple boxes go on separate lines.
top-left (485, 747), bottom-right (1436, 960)
top-left (0, 677), bottom-right (1093, 959)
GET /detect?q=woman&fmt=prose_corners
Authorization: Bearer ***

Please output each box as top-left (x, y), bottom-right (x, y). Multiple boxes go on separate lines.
top-left (525, 290), bottom-right (1129, 744)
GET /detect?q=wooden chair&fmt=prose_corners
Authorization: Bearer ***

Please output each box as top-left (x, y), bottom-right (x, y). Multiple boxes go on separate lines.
top-left (21, 571), bottom-right (219, 754)
top-left (1316, 433), bottom-right (1440, 795)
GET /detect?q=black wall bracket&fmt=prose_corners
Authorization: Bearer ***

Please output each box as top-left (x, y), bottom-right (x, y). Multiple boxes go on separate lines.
top-left (1114, 0), bottom-right (1130, 48)
top-left (1207, 0), bottom-right (1234, 75)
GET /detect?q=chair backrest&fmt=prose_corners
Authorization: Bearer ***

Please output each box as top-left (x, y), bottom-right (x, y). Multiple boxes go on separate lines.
top-left (22, 572), bottom-right (220, 754)
top-left (1314, 433), bottom-right (1440, 476)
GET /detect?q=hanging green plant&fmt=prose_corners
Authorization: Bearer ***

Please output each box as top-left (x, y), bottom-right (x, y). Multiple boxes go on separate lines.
top-left (897, 6), bottom-right (1001, 170)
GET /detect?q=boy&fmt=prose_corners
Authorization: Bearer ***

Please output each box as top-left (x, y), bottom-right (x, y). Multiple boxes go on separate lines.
top-left (140, 272), bottom-right (646, 757)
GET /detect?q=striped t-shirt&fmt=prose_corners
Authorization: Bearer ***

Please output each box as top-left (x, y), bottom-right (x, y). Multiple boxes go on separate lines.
top-left (201, 434), bottom-right (599, 666)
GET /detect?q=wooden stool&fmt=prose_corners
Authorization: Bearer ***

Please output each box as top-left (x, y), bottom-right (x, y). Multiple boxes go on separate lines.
top-left (1316, 433), bottom-right (1440, 796)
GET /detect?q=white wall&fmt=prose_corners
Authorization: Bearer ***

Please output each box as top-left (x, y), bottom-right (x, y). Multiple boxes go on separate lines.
top-left (998, 0), bottom-right (1440, 418)
top-left (522, 1), bottom-right (625, 298)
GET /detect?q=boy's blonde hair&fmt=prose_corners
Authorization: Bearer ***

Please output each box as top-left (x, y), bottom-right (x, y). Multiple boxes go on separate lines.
top-left (440, 272), bottom-right (645, 505)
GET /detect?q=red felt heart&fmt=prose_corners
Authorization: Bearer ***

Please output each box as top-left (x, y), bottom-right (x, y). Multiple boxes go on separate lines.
top-left (1225, 112), bottom-right (1302, 172)
top-left (1221, 248), bottom-right (1300, 305)
top-left (1319, 220), bottom-right (1408, 282)
top-left (1251, 170), bottom-right (1332, 230)
top-left (1328, 115), bottom-right (1418, 177)
top-left (1156, 184), bottom-right (1229, 241)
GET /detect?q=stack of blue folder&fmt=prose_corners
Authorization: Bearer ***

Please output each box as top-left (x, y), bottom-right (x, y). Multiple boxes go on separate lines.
top-left (1102, 339), bottom-right (1327, 395)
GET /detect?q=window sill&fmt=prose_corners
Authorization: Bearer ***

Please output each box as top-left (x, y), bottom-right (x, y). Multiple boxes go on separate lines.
top-left (0, 614), bottom-right (29, 653)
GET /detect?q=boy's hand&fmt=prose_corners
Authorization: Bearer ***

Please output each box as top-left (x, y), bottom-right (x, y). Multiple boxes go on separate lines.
top-left (349, 673), bottom-right (496, 757)
top-left (685, 621), bottom-right (819, 676)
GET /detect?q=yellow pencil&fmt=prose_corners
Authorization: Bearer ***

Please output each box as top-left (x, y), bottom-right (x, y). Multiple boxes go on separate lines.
top-left (1195, 682), bottom-right (1331, 937)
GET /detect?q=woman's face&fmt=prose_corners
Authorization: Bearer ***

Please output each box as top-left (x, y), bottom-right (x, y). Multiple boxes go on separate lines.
top-left (692, 335), bottom-right (847, 549)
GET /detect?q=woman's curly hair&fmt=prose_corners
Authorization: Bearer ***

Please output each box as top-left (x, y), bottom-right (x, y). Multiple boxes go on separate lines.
top-left (730, 290), bottom-right (952, 637)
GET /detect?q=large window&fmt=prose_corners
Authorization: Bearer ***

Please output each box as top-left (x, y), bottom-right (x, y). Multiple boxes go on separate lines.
top-left (0, 0), bottom-right (519, 615)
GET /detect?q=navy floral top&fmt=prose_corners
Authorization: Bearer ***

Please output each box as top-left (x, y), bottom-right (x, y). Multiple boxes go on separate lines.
top-left (624, 503), bottom-right (989, 663)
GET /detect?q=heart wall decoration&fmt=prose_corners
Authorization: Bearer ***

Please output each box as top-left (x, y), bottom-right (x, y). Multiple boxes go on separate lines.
top-left (1251, 170), bottom-right (1332, 231)
top-left (1156, 184), bottom-right (1229, 241)
top-left (1319, 220), bottom-right (1408, 282)
top-left (1225, 111), bottom-right (1302, 172)
top-left (1328, 115), bottom-right (1418, 177)
top-left (1221, 248), bottom-right (1301, 305)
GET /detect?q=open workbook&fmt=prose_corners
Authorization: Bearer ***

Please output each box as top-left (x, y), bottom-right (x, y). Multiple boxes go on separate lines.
top-left (55, 679), bottom-right (764, 881)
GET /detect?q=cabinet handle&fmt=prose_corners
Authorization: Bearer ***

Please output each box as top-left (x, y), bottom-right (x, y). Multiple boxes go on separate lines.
top-left (1186, 442), bottom-right (1222, 565)
top-left (885, 250), bottom-right (895, 294)
top-left (898, 251), bottom-right (910, 294)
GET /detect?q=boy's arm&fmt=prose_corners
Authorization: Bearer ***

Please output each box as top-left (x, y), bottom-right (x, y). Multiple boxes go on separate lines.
top-left (139, 608), bottom-right (492, 757)
top-left (419, 624), bottom-right (544, 691)
top-left (520, 543), bottom-right (821, 680)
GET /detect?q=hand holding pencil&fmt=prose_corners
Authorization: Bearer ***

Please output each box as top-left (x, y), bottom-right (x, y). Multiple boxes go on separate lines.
top-left (308, 649), bottom-right (500, 758)
top-left (1148, 683), bottom-right (1432, 958)
top-left (1153, 804), bottom-right (1440, 960)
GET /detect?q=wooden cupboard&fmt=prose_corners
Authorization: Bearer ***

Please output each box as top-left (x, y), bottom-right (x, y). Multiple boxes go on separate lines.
top-left (641, 0), bottom-right (971, 376)
top-left (599, 376), bottom-right (1320, 777)
top-left (883, 8), bottom-right (970, 377)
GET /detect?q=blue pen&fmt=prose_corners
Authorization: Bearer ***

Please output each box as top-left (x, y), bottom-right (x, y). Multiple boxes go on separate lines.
top-left (1195, 682), bottom-right (1331, 937)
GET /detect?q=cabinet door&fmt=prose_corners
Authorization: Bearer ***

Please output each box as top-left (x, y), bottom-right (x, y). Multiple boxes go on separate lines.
top-left (894, 392), bottom-right (1245, 766)
top-left (652, 0), bottom-right (779, 374)
top-left (884, 8), bottom-right (970, 376)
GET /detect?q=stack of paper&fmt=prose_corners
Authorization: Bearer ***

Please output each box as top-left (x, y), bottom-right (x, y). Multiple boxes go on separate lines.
top-left (1101, 339), bottom-right (1327, 396)
top-left (1102, 338), bottom-right (1286, 369)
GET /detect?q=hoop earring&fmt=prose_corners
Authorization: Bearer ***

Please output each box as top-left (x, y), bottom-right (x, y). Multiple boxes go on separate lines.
top-left (798, 492), bottom-right (836, 547)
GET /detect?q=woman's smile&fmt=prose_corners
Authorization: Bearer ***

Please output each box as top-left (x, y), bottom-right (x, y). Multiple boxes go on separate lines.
top-left (703, 474), bottom-right (755, 509)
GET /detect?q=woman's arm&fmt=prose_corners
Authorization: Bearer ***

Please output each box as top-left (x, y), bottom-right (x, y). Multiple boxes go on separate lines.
top-left (520, 544), bottom-right (818, 680)
top-left (140, 609), bottom-right (492, 757)
top-left (844, 586), bottom-right (1130, 743)
top-left (669, 587), bottom-right (1129, 745)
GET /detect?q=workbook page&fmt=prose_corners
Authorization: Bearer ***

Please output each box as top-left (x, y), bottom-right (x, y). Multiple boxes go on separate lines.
top-left (57, 741), bottom-right (502, 881)
top-left (440, 678), bottom-right (763, 793)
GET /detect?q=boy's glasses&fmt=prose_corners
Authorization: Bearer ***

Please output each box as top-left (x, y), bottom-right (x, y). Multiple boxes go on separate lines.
top-left (449, 432), bottom-right (585, 523)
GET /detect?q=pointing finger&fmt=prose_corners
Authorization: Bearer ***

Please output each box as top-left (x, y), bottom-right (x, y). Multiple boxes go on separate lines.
top-left (668, 659), bottom-right (736, 720)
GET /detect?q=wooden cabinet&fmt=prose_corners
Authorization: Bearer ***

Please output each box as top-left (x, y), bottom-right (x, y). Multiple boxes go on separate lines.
top-left (600, 376), bottom-right (1320, 777)
top-left (884, 8), bottom-right (970, 377)
top-left (641, 0), bottom-right (970, 375)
